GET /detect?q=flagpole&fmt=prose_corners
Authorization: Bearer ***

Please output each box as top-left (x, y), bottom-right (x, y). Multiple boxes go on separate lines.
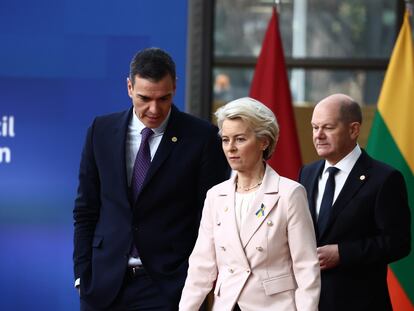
top-left (274, 0), bottom-right (281, 14)
top-left (405, 0), bottom-right (413, 15)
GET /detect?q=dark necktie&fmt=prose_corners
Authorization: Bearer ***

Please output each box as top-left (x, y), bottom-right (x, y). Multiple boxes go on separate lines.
top-left (318, 167), bottom-right (339, 235)
top-left (131, 127), bottom-right (154, 203)
top-left (130, 127), bottom-right (153, 259)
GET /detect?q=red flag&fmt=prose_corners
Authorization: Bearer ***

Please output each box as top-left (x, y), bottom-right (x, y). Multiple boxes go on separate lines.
top-left (249, 8), bottom-right (302, 180)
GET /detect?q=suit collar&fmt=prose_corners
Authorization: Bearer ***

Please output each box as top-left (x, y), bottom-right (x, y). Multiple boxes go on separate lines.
top-left (216, 185), bottom-right (248, 266)
top-left (308, 161), bottom-right (325, 225)
top-left (108, 105), bottom-right (182, 207)
top-left (320, 150), bottom-right (372, 239)
top-left (240, 165), bottom-right (281, 248)
top-left (112, 107), bottom-right (134, 203)
top-left (322, 144), bottom-right (362, 175)
top-left (218, 165), bottom-right (281, 249)
top-left (130, 106), bottom-right (171, 135)
top-left (135, 105), bottom-right (181, 203)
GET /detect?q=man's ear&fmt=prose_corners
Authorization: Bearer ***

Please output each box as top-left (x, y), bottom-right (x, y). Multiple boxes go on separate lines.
top-left (127, 77), bottom-right (133, 98)
top-left (349, 122), bottom-right (361, 140)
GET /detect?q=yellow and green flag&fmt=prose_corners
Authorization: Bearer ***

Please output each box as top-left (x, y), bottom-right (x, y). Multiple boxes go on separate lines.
top-left (366, 10), bottom-right (414, 310)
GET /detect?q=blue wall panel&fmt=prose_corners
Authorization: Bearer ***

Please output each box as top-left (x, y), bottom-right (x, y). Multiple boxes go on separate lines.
top-left (0, 0), bottom-right (188, 309)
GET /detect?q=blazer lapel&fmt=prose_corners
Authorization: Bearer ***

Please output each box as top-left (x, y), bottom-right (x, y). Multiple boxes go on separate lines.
top-left (321, 150), bottom-right (371, 239)
top-left (240, 166), bottom-right (280, 249)
top-left (138, 106), bottom-right (180, 195)
top-left (217, 178), bottom-right (251, 267)
top-left (111, 108), bottom-right (132, 204)
top-left (307, 161), bottom-right (324, 226)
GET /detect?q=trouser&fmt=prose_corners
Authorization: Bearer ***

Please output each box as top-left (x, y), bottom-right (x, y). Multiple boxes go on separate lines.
top-left (80, 266), bottom-right (174, 311)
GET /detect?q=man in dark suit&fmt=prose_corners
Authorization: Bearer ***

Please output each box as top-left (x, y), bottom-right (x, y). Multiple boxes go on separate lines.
top-left (299, 93), bottom-right (411, 311)
top-left (73, 48), bottom-right (229, 310)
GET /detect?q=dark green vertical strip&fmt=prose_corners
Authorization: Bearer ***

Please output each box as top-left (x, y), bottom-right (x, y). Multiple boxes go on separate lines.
top-left (367, 113), bottom-right (414, 303)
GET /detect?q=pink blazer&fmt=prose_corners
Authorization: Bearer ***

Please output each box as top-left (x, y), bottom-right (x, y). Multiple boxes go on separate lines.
top-left (179, 165), bottom-right (320, 311)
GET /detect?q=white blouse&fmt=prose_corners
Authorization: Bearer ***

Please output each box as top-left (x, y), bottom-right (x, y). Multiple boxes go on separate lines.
top-left (234, 190), bottom-right (257, 231)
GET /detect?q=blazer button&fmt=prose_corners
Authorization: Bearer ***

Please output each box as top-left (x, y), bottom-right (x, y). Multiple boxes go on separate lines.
top-left (267, 220), bottom-right (273, 226)
top-left (256, 246), bottom-right (263, 252)
top-left (217, 221), bottom-right (221, 226)
top-left (228, 268), bottom-right (234, 273)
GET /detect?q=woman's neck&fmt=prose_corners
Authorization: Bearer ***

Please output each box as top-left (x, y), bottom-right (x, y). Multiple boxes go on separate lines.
top-left (236, 164), bottom-right (265, 193)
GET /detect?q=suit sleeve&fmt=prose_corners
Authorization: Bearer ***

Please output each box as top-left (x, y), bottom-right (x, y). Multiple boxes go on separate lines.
top-left (179, 190), bottom-right (218, 311)
top-left (286, 185), bottom-right (321, 311)
top-left (339, 169), bottom-right (411, 266)
top-left (73, 119), bottom-right (101, 280)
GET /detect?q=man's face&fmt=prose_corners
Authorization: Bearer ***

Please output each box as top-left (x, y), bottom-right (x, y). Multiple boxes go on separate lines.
top-left (127, 74), bottom-right (176, 128)
top-left (311, 100), bottom-right (359, 164)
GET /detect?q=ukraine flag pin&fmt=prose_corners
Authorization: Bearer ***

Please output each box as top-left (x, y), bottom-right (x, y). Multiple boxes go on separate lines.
top-left (255, 203), bottom-right (265, 218)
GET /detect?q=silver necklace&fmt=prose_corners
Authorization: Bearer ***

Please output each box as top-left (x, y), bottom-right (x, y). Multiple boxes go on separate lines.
top-left (237, 181), bottom-right (262, 191)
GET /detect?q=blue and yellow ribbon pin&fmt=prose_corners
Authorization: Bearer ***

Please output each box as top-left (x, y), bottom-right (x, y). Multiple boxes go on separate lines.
top-left (255, 204), bottom-right (265, 218)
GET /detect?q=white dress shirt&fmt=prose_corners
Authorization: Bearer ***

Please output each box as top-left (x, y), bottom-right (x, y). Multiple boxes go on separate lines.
top-left (315, 144), bottom-right (362, 218)
top-left (126, 108), bottom-right (170, 266)
top-left (125, 108), bottom-right (170, 186)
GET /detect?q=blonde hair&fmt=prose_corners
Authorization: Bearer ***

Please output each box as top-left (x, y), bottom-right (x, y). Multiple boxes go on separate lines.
top-left (215, 97), bottom-right (279, 160)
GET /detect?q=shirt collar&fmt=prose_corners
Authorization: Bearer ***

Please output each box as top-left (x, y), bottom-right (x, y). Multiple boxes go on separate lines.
top-left (323, 144), bottom-right (361, 175)
top-left (131, 107), bottom-right (171, 134)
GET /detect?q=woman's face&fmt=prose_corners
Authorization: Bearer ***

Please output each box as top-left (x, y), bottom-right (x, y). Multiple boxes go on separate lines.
top-left (221, 118), bottom-right (268, 173)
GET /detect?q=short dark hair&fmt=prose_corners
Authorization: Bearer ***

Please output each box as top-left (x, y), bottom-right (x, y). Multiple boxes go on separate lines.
top-left (339, 98), bottom-right (362, 124)
top-left (129, 47), bottom-right (176, 85)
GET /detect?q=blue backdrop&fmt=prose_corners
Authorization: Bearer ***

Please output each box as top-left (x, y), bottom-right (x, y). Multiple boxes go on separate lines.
top-left (0, 1), bottom-right (188, 309)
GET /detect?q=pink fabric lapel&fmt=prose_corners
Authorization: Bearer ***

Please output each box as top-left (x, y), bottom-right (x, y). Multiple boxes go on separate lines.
top-left (216, 175), bottom-right (250, 267)
top-left (239, 166), bottom-right (281, 248)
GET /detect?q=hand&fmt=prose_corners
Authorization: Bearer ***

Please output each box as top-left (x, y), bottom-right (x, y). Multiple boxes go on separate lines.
top-left (75, 278), bottom-right (81, 296)
top-left (317, 244), bottom-right (340, 270)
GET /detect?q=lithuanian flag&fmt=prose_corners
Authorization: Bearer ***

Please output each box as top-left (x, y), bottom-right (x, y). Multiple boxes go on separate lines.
top-left (366, 10), bottom-right (414, 310)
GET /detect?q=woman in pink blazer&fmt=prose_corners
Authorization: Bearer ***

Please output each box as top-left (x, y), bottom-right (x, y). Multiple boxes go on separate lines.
top-left (179, 97), bottom-right (320, 311)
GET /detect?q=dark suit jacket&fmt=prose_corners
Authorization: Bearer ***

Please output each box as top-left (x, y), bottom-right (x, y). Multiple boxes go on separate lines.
top-left (73, 105), bottom-right (229, 309)
top-left (299, 150), bottom-right (411, 311)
